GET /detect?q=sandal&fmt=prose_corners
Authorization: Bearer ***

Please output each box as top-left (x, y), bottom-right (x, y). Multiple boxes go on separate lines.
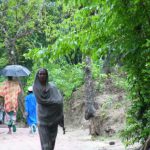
top-left (12, 125), bottom-right (16, 132)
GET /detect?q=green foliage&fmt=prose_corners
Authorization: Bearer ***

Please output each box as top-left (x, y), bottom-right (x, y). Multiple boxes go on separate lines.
top-left (50, 63), bottom-right (84, 100)
top-left (56, 0), bottom-right (150, 145)
top-left (17, 107), bottom-right (25, 122)
top-left (0, 57), bottom-right (8, 69)
top-left (106, 1), bottom-right (150, 145)
top-left (0, 76), bottom-right (5, 83)
top-left (0, 0), bottom-right (44, 65)
top-left (26, 61), bottom-right (84, 100)
top-left (91, 61), bottom-right (103, 80)
top-left (0, 0), bottom-right (149, 144)
top-left (112, 71), bottom-right (128, 91)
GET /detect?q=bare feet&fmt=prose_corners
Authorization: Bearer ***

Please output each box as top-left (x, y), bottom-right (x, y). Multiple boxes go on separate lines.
top-left (8, 127), bottom-right (12, 134)
top-left (7, 131), bottom-right (12, 134)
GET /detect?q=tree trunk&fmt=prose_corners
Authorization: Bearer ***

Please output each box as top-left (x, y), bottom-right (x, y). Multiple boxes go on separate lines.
top-left (4, 38), bottom-right (17, 65)
top-left (89, 116), bottom-right (101, 136)
top-left (17, 80), bottom-right (25, 121)
top-left (84, 56), bottom-right (102, 135)
top-left (140, 137), bottom-right (150, 150)
top-left (102, 49), bottom-right (113, 75)
top-left (84, 56), bottom-right (96, 120)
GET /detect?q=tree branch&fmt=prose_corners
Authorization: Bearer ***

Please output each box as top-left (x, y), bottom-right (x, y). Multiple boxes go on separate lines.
top-left (15, 29), bottom-right (34, 39)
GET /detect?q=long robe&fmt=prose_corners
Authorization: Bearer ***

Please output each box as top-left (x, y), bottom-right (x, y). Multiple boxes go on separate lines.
top-left (33, 71), bottom-right (64, 150)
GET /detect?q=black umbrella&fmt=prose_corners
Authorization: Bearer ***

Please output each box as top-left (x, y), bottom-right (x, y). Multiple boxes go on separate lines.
top-left (0, 65), bottom-right (31, 77)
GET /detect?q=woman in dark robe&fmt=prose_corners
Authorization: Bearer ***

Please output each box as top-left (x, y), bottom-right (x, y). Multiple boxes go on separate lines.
top-left (33, 68), bottom-right (65, 150)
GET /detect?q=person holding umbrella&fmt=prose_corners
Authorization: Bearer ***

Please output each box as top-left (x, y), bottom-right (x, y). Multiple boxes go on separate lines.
top-left (0, 76), bottom-right (21, 134)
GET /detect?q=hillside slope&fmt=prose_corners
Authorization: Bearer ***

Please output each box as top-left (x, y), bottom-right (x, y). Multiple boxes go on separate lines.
top-left (65, 77), bottom-right (128, 137)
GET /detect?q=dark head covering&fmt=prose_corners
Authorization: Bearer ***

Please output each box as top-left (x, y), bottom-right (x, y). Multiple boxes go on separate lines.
top-left (33, 68), bottom-right (64, 126)
top-left (33, 68), bottom-right (63, 105)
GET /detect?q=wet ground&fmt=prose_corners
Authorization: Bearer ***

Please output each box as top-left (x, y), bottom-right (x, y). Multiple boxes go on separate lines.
top-left (0, 126), bottom-right (127, 150)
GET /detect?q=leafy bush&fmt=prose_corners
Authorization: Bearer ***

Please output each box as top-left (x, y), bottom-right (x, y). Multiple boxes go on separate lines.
top-left (49, 63), bottom-right (84, 100)
top-left (111, 69), bottom-right (128, 91)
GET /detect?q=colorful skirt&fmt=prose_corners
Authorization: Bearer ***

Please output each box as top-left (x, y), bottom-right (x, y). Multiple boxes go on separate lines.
top-left (5, 111), bottom-right (16, 126)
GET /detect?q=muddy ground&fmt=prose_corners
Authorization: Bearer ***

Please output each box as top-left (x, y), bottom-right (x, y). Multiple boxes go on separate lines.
top-left (0, 126), bottom-right (140, 150)
top-left (0, 126), bottom-right (126, 150)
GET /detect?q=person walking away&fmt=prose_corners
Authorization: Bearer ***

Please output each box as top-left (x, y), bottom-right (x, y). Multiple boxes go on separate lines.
top-left (33, 68), bottom-right (65, 150)
top-left (0, 76), bottom-right (21, 134)
top-left (25, 86), bottom-right (37, 134)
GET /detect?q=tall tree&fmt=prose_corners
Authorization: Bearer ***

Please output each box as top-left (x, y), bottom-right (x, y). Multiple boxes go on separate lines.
top-left (0, 0), bottom-right (43, 64)
top-left (63, 0), bottom-right (150, 146)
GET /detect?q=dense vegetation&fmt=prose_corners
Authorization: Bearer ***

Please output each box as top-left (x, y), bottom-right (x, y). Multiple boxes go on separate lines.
top-left (0, 0), bottom-right (149, 147)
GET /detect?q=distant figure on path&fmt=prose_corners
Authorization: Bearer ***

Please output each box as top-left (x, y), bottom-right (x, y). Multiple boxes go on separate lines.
top-left (25, 86), bottom-right (37, 134)
top-left (33, 68), bottom-right (65, 150)
top-left (0, 76), bottom-right (21, 134)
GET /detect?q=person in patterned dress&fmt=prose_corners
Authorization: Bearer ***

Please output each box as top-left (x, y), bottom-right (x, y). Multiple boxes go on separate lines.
top-left (0, 76), bottom-right (21, 134)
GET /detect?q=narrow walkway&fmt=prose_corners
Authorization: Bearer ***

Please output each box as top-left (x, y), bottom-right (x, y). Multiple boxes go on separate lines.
top-left (0, 127), bottom-right (126, 150)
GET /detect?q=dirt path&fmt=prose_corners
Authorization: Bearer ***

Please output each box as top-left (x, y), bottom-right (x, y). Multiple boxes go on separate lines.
top-left (0, 126), bottom-right (127, 150)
